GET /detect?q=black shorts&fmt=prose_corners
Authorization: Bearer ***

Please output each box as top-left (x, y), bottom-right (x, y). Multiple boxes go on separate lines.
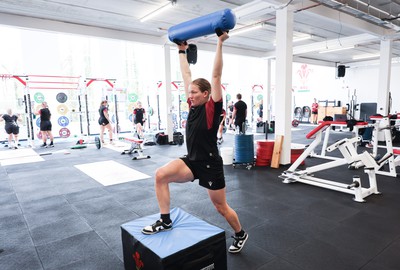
top-left (312, 111), bottom-right (318, 115)
top-left (134, 120), bottom-right (144, 126)
top-left (180, 155), bottom-right (225, 190)
top-left (5, 125), bottom-right (19, 135)
top-left (98, 119), bottom-right (109, 126)
top-left (40, 120), bottom-right (52, 131)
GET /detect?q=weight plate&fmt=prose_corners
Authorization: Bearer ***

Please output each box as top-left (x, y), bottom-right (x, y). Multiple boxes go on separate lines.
top-left (95, 136), bottom-right (101, 149)
top-left (112, 114), bottom-right (116, 123)
top-left (148, 107), bottom-right (154, 116)
top-left (58, 116), bottom-right (70, 127)
top-left (181, 111), bottom-right (188, 120)
top-left (37, 132), bottom-right (42, 139)
top-left (180, 103), bottom-right (189, 111)
top-left (57, 104), bottom-right (69, 115)
top-left (180, 94), bottom-right (186, 102)
top-left (257, 94), bottom-right (263, 101)
top-left (128, 103), bottom-right (135, 112)
top-left (34, 92), bottom-right (45, 103)
top-left (36, 117), bottom-right (41, 127)
top-left (59, 128), bottom-right (71, 138)
top-left (292, 119), bottom-right (300, 127)
top-left (56, 92), bottom-right (68, 103)
top-left (226, 94), bottom-right (231, 101)
top-left (181, 120), bottom-right (187, 128)
top-left (128, 93), bottom-right (138, 102)
top-left (129, 114), bottom-right (133, 122)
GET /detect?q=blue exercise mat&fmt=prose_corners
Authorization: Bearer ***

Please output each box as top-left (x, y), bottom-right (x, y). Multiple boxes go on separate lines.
top-left (121, 207), bottom-right (225, 259)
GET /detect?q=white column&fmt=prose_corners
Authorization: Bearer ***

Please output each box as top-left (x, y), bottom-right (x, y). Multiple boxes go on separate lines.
top-left (164, 44), bottom-right (173, 142)
top-left (265, 59), bottom-right (272, 123)
top-left (275, 7), bottom-right (294, 165)
top-left (377, 39), bottom-right (392, 115)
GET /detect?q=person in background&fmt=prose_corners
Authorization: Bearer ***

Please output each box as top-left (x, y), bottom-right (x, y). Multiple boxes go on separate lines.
top-left (311, 98), bottom-right (319, 124)
top-left (217, 108), bottom-right (226, 144)
top-left (98, 100), bottom-right (113, 144)
top-left (0, 108), bottom-right (22, 149)
top-left (141, 32), bottom-right (248, 254)
top-left (231, 93), bottom-right (247, 133)
top-left (133, 101), bottom-right (146, 139)
top-left (35, 102), bottom-right (54, 147)
top-left (257, 99), bottom-right (263, 122)
top-left (227, 100), bottom-right (234, 129)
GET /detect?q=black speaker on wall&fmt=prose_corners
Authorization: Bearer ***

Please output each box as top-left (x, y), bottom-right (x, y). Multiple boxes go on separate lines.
top-left (337, 65), bottom-right (346, 77)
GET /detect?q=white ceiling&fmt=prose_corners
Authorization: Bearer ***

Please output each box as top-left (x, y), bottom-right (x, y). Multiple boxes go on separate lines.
top-left (0, 0), bottom-right (399, 67)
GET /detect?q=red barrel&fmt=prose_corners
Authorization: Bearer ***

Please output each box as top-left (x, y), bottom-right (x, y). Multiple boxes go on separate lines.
top-left (256, 140), bottom-right (274, 166)
top-left (291, 144), bottom-right (306, 165)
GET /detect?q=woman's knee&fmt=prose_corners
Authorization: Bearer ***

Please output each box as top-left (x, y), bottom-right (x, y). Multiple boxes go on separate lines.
top-left (155, 168), bottom-right (168, 184)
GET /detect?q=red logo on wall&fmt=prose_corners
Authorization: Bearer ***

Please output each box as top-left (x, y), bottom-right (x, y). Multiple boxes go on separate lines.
top-left (297, 64), bottom-right (312, 90)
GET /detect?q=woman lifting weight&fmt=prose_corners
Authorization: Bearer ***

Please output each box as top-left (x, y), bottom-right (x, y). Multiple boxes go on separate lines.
top-left (35, 102), bottom-right (54, 148)
top-left (133, 101), bottom-right (146, 139)
top-left (98, 100), bottom-right (113, 144)
top-left (141, 31), bottom-right (248, 254)
top-left (0, 108), bottom-right (22, 149)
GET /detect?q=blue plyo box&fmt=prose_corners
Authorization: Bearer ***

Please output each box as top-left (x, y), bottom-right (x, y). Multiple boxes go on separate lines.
top-left (121, 207), bottom-right (227, 270)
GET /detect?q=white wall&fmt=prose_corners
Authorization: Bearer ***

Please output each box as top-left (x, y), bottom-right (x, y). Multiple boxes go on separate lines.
top-left (346, 63), bottom-right (400, 115)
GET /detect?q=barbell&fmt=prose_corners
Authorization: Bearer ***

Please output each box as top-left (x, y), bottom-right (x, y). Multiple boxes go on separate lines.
top-left (71, 136), bottom-right (102, 150)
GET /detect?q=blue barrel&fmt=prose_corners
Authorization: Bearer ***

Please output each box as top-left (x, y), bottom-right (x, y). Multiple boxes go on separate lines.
top-left (234, 134), bottom-right (254, 164)
top-left (168, 9), bottom-right (236, 43)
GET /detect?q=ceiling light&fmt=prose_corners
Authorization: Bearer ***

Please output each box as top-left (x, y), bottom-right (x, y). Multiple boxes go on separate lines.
top-left (230, 23), bottom-right (264, 36)
top-left (140, 0), bottom-right (176, 23)
top-left (318, 46), bottom-right (355, 53)
top-left (352, 53), bottom-right (380, 60)
top-left (233, 0), bottom-right (281, 21)
top-left (272, 34), bottom-right (312, 46)
top-left (293, 34), bottom-right (312, 42)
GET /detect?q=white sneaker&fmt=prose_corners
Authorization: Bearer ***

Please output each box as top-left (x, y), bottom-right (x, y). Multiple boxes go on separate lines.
top-left (228, 232), bottom-right (249, 254)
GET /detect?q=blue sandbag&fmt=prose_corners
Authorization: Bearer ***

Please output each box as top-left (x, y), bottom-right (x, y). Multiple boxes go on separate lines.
top-left (168, 9), bottom-right (236, 43)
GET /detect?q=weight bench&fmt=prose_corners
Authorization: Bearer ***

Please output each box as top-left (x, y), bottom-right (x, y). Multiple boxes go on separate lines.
top-left (121, 137), bottom-right (151, 160)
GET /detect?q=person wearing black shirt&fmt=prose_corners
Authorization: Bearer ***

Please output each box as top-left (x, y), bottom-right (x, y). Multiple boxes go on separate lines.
top-left (36, 102), bottom-right (54, 147)
top-left (232, 93), bottom-right (247, 133)
top-left (98, 100), bottom-right (113, 144)
top-left (141, 32), bottom-right (248, 254)
top-left (133, 101), bottom-right (146, 139)
top-left (227, 100), bottom-right (234, 129)
top-left (0, 108), bottom-right (22, 149)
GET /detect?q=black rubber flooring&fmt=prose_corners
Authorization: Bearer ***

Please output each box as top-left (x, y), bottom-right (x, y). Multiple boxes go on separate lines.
top-left (0, 125), bottom-right (400, 270)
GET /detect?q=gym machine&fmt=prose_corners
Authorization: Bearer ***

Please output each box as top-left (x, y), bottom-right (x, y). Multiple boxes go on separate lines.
top-left (280, 121), bottom-right (382, 202)
top-left (365, 115), bottom-right (400, 177)
top-left (310, 120), bottom-right (370, 159)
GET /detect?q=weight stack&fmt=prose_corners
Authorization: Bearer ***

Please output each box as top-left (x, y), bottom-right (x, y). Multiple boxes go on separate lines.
top-left (234, 134), bottom-right (254, 164)
top-left (255, 140), bottom-right (274, 166)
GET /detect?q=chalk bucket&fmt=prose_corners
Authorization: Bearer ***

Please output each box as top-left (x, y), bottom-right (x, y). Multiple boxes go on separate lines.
top-left (220, 147), bottom-right (233, 165)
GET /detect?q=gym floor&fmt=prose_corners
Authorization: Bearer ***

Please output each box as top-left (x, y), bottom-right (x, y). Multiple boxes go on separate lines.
top-left (0, 125), bottom-right (400, 270)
